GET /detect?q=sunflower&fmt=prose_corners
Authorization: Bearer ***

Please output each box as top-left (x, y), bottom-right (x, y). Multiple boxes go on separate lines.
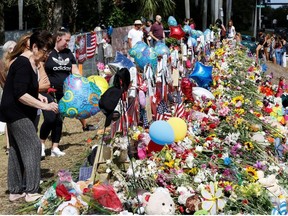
top-left (246, 166), bottom-right (258, 182)
top-left (244, 141), bottom-right (254, 150)
top-left (231, 95), bottom-right (244, 105)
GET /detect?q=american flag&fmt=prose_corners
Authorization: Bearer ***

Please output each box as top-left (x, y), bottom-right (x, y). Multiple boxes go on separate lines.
top-left (174, 89), bottom-right (185, 118)
top-left (86, 32), bottom-right (96, 59)
top-left (156, 100), bottom-right (172, 121)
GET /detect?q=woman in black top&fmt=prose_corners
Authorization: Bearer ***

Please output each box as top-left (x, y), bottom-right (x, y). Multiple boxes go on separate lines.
top-left (39, 27), bottom-right (95, 157)
top-left (0, 31), bottom-right (58, 202)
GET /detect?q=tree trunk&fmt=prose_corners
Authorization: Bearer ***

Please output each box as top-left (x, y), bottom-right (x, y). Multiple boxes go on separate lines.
top-left (45, 0), bottom-right (63, 32)
top-left (0, 2), bottom-right (4, 44)
top-left (202, 0), bottom-right (207, 31)
top-left (18, 0), bottom-right (23, 30)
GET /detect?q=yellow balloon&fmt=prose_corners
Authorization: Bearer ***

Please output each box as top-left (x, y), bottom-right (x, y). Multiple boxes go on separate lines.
top-left (88, 75), bottom-right (109, 95)
top-left (167, 117), bottom-right (187, 142)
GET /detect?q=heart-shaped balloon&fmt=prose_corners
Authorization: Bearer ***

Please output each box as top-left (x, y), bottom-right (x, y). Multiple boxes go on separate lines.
top-left (169, 25), bottom-right (185, 40)
top-left (59, 74), bottom-right (102, 119)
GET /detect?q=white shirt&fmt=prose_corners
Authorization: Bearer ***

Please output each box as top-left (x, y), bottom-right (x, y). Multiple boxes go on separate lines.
top-left (228, 26), bottom-right (236, 38)
top-left (128, 28), bottom-right (143, 48)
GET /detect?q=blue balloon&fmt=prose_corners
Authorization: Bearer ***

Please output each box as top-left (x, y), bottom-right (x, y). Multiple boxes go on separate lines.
top-left (168, 16), bottom-right (177, 26)
top-left (154, 42), bottom-right (170, 56)
top-left (189, 61), bottom-right (213, 88)
top-left (187, 36), bottom-right (197, 47)
top-left (149, 120), bottom-right (175, 145)
top-left (107, 26), bottom-right (113, 36)
top-left (108, 51), bottom-right (135, 71)
top-left (189, 29), bottom-right (198, 39)
top-left (134, 46), bottom-right (157, 71)
top-left (196, 30), bottom-right (204, 37)
top-left (183, 25), bottom-right (191, 33)
top-left (128, 41), bottom-right (148, 58)
top-left (59, 74), bottom-right (102, 119)
top-left (204, 29), bottom-right (211, 36)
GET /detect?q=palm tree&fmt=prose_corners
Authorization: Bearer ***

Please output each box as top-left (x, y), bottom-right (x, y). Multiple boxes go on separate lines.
top-left (132, 0), bottom-right (176, 19)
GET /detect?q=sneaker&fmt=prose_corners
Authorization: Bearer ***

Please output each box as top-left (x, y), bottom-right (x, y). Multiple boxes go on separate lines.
top-left (25, 193), bottom-right (42, 202)
top-left (9, 193), bottom-right (26, 202)
top-left (83, 124), bottom-right (97, 131)
top-left (41, 144), bottom-right (46, 157)
top-left (51, 147), bottom-right (65, 157)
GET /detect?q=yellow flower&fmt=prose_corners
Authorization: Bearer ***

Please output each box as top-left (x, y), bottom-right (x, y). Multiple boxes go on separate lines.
top-left (231, 95), bottom-right (244, 105)
top-left (246, 166), bottom-right (258, 182)
top-left (244, 141), bottom-right (254, 150)
top-left (256, 100), bottom-right (263, 107)
top-left (235, 108), bottom-right (245, 115)
top-left (248, 75), bottom-right (255, 81)
top-left (186, 167), bottom-right (198, 175)
top-left (164, 160), bottom-right (175, 168)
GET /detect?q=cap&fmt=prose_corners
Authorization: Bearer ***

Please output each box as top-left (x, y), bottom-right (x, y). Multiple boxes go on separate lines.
top-left (134, 20), bottom-right (142, 25)
top-left (99, 87), bottom-right (122, 127)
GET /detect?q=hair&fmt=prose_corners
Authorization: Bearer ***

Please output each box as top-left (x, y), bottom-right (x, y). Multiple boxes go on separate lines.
top-left (52, 27), bottom-right (71, 46)
top-left (113, 68), bottom-right (131, 92)
top-left (228, 19), bottom-right (233, 26)
top-left (30, 30), bottom-right (53, 51)
top-left (0, 33), bottom-right (31, 88)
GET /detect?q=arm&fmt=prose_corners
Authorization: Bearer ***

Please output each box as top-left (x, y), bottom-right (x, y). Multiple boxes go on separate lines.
top-left (38, 62), bottom-right (50, 92)
top-left (72, 64), bottom-right (81, 75)
top-left (128, 38), bottom-right (133, 49)
top-left (19, 93), bottom-right (58, 112)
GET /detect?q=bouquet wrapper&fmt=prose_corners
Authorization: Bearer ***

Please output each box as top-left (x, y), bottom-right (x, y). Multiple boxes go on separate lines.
top-left (92, 184), bottom-right (123, 212)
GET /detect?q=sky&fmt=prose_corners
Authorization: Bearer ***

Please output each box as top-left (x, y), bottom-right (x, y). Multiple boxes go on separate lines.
top-left (267, 0), bottom-right (288, 8)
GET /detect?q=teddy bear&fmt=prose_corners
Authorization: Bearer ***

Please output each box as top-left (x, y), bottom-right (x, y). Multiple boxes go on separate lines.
top-left (257, 171), bottom-right (283, 198)
top-left (142, 187), bottom-right (175, 215)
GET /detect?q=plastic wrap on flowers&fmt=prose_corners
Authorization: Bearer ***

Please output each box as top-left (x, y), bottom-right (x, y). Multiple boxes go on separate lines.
top-left (92, 183), bottom-right (123, 212)
top-left (134, 46), bottom-right (157, 71)
top-left (59, 74), bottom-right (101, 119)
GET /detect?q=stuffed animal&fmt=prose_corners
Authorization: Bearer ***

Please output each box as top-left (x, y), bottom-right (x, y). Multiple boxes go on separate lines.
top-left (142, 187), bottom-right (175, 215)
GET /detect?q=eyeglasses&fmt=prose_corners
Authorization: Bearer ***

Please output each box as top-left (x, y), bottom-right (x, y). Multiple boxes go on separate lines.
top-left (41, 48), bottom-right (50, 55)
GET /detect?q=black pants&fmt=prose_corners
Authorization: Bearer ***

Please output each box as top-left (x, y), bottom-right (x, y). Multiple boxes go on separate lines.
top-left (39, 92), bottom-right (63, 143)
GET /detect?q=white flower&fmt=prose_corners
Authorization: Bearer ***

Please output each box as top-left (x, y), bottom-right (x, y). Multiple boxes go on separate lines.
top-left (114, 150), bottom-right (121, 157)
top-left (201, 182), bottom-right (226, 215)
top-left (195, 146), bottom-right (203, 152)
top-left (106, 168), bottom-right (111, 173)
top-left (185, 154), bottom-right (195, 168)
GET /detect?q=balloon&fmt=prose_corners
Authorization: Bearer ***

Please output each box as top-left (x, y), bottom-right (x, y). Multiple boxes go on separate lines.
top-left (189, 61), bottom-right (213, 88)
top-left (190, 29), bottom-right (198, 39)
top-left (183, 25), bottom-right (191, 33)
top-left (149, 120), bottom-right (175, 145)
top-left (181, 77), bottom-right (194, 101)
top-left (168, 16), bottom-right (177, 26)
top-left (154, 42), bottom-right (170, 56)
top-left (128, 41), bottom-right (148, 58)
top-left (87, 75), bottom-right (109, 95)
top-left (59, 74), bottom-right (102, 119)
top-left (107, 26), bottom-right (113, 36)
top-left (169, 25), bottom-right (185, 40)
top-left (167, 117), bottom-right (187, 142)
top-left (147, 140), bottom-right (164, 154)
top-left (134, 46), bottom-right (157, 71)
top-left (187, 36), bottom-right (197, 47)
top-left (139, 90), bottom-right (146, 107)
top-left (108, 51), bottom-right (135, 73)
top-left (196, 30), bottom-right (204, 37)
top-left (192, 87), bottom-right (215, 100)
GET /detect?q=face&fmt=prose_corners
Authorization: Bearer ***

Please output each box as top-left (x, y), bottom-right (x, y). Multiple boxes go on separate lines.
top-left (56, 33), bottom-right (71, 51)
top-left (156, 16), bottom-right (162, 23)
top-left (32, 44), bottom-right (49, 62)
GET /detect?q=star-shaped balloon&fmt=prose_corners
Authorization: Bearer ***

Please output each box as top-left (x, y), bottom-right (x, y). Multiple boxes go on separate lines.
top-left (108, 51), bottom-right (135, 73)
top-left (189, 61), bottom-right (213, 88)
top-left (169, 25), bottom-right (185, 40)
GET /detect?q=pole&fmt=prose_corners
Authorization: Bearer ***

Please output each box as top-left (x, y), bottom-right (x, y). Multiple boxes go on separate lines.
top-left (253, 0), bottom-right (257, 37)
top-left (18, 0), bottom-right (23, 30)
top-left (259, 7), bottom-right (262, 30)
top-left (211, 0), bottom-right (215, 24)
top-left (215, 0), bottom-right (219, 22)
top-left (185, 0), bottom-right (190, 19)
top-left (203, 0), bottom-right (208, 31)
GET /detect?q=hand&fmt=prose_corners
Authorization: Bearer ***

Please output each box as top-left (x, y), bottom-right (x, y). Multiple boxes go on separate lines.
top-left (45, 102), bottom-right (58, 113)
top-left (38, 94), bottom-right (48, 103)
